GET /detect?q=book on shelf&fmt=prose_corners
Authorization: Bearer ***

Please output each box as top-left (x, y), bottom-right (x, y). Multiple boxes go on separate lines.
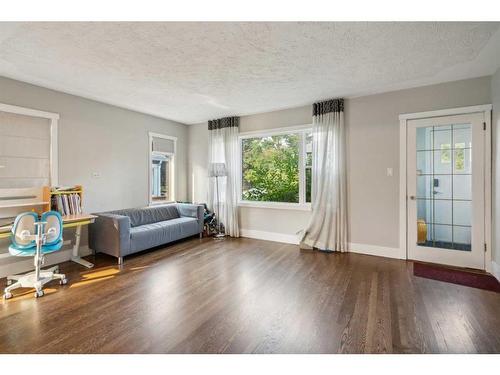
top-left (49, 185), bottom-right (83, 216)
top-left (51, 193), bottom-right (82, 216)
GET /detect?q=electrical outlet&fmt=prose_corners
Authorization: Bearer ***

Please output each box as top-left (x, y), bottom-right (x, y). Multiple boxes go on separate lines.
top-left (91, 171), bottom-right (101, 178)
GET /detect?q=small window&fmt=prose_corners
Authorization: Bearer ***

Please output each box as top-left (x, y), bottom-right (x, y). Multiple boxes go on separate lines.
top-left (151, 152), bottom-right (171, 201)
top-left (239, 127), bottom-right (312, 207)
top-left (149, 133), bottom-right (176, 204)
top-left (440, 143), bottom-right (451, 164)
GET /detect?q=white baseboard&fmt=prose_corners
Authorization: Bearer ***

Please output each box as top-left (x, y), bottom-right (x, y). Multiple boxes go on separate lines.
top-left (240, 229), bottom-right (300, 245)
top-left (491, 260), bottom-right (500, 282)
top-left (239, 229), bottom-right (405, 260)
top-left (0, 246), bottom-right (91, 278)
top-left (348, 242), bottom-right (406, 260)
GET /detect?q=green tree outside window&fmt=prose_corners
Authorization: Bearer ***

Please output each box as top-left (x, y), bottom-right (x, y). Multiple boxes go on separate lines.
top-left (242, 134), bottom-right (300, 203)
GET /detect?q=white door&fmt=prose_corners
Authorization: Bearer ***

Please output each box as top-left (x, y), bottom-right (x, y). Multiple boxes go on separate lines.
top-left (407, 113), bottom-right (486, 269)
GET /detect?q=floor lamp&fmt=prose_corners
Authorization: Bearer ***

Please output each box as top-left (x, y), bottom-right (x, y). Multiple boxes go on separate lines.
top-left (208, 162), bottom-right (227, 239)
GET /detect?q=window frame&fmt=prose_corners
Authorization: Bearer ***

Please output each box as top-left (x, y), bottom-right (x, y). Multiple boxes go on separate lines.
top-left (238, 124), bottom-right (312, 211)
top-left (148, 132), bottom-right (177, 206)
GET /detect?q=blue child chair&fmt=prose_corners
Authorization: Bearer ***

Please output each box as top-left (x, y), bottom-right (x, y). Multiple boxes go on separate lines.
top-left (3, 211), bottom-right (67, 299)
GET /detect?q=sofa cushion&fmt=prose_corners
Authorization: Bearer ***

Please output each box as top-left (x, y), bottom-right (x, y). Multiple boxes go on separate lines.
top-left (129, 217), bottom-right (199, 252)
top-left (110, 205), bottom-right (180, 227)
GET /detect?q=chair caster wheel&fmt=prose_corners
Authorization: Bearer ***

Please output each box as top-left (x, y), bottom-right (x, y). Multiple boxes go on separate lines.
top-left (60, 278), bottom-right (67, 285)
top-left (34, 290), bottom-right (44, 298)
top-left (3, 292), bottom-right (12, 300)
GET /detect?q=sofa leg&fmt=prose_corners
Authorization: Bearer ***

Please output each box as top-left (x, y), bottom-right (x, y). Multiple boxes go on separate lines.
top-left (117, 256), bottom-right (123, 265)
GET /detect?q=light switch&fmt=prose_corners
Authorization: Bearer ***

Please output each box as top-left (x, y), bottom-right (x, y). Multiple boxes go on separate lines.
top-left (386, 168), bottom-right (393, 177)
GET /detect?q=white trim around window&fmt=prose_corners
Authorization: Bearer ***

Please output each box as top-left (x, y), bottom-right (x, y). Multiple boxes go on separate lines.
top-left (238, 124), bottom-right (312, 211)
top-left (148, 132), bottom-right (177, 206)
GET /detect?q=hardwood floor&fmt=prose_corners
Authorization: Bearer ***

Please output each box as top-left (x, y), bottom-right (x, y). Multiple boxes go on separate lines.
top-left (1, 237), bottom-right (500, 354)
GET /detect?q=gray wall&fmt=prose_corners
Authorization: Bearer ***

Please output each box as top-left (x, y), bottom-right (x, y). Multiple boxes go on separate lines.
top-left (0, 76), bottom-right (188, 272)
top-left (188, 76), bottom-right (492, 249)
top-left (492, 68), bottom-right (500, 264)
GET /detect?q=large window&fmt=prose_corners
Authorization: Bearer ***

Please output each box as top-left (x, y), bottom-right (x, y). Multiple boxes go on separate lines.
top-left (149, 133), bottom-right (176, 204)
top-left (239, 127), bottom-right (312, 208)
top-left (0, 104), bottom-right (59, 188)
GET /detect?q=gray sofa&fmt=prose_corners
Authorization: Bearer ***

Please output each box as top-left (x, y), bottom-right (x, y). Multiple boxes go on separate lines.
top-left (89, 203), bottom-right (204, 264)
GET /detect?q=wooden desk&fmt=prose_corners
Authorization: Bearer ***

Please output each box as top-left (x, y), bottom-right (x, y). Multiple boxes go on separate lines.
top-left (0, 213), bottom-right (97, 268)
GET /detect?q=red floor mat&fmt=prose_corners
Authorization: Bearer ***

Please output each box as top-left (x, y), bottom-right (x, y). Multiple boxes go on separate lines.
top-left (413, 262), bottom-right (500, 293)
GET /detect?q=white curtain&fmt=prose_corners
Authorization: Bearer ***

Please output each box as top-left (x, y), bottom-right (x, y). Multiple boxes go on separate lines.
top-left (301, 99), bottom-right (347, 252)
top-left (208, 118), bottom-right (240, 237)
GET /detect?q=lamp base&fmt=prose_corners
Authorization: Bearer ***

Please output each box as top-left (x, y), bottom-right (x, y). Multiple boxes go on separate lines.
top-left (213, 232), bottom-right (226, 240)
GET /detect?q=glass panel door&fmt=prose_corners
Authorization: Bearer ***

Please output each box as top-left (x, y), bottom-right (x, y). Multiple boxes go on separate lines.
top-left (415, 124), bottom-right (472, 251)
top-left (407, 113), bottom-right (485, 270)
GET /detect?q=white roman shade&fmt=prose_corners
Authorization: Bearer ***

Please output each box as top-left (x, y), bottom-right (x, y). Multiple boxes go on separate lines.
top-left (0, 111), bottom-right (51, 188)
top-left (152, 136), bottom-right (175, 154)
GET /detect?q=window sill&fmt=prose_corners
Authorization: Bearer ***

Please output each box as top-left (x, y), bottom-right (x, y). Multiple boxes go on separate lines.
top-left (238, 201), bottom-right (312, 211)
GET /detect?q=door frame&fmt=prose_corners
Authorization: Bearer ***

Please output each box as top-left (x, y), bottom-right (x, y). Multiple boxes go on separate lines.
top-left (399, 104), bottom-right (492, 271)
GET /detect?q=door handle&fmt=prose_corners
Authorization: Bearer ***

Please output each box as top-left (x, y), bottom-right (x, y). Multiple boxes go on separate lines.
top-left (409, 195), bottom-right (416, 200)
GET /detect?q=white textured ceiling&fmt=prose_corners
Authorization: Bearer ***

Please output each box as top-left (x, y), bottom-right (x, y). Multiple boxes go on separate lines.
top-left (0, 22), bottom-right (499, 124)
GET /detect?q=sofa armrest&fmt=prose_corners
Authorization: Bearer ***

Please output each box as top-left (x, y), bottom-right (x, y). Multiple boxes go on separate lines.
top-left (89, 213), bottom-right (131, 258)
top-left (176, 203), bottom-right (204, 233)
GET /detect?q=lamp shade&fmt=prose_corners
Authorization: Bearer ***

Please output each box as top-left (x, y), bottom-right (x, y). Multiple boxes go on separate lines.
top-left (208, 162), bottom-right (227, 177)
